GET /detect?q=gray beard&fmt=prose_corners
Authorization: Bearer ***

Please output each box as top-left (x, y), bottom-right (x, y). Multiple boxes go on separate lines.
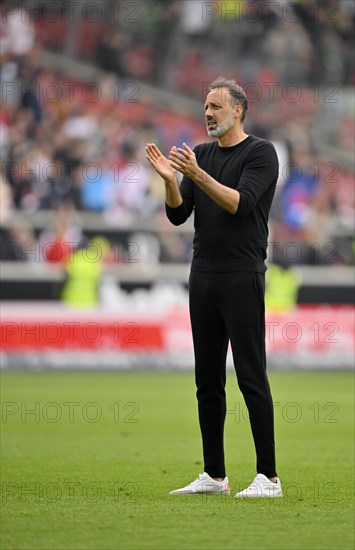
top-left (207, 116), bottom-right (235, 137)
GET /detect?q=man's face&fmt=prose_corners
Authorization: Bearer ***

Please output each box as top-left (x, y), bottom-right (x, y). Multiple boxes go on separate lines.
top-left (205, 87), bottom-right (237, 138)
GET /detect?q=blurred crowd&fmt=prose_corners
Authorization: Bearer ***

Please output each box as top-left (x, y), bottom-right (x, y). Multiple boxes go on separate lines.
top-left (94, 0), bottom-right (355, 88)
top-left (0, 0), bottom-right (354, 268)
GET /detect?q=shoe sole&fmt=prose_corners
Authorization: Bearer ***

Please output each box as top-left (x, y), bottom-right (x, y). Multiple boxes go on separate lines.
top-left (235, 493), bottom-right (283, 498)
top-left (170, 490), bottom-right (231, 496)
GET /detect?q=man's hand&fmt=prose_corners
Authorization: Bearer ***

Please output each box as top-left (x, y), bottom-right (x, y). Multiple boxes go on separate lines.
top-left (146, 142), bottom-right (183, 208)
top-left (169, 143), bottom-right (200, 180)
top-left (146, 143), bottom-right (176, 183)
top-left (170, 142), bottom-right (239, 214)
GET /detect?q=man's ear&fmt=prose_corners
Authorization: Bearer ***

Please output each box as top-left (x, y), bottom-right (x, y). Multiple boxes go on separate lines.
top-left (234, 104), bottom-right (242, 119)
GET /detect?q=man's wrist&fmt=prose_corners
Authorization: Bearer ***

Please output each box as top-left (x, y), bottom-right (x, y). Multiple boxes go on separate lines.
top-left (193, 167), bottom-right (208, 187)
top-left (164, 177), bottom-right (176, 187)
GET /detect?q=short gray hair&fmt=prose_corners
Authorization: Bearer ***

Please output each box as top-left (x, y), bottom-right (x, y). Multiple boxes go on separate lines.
top-left (208, 77), bottom-right (248, 123)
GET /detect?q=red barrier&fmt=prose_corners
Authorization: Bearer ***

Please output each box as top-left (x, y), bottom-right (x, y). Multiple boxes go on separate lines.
top-left (0, 304), bottom-right (354, 358)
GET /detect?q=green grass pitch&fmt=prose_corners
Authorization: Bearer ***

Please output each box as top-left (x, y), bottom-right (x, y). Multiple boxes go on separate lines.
top-left (1, 370), bottom-right (354, 550)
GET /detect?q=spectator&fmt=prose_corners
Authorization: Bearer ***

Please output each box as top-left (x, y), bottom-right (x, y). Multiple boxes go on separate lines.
top-left (39, 201), bottom-right (82, 264)
top-left (96, 28), bottom-right (129, 76)
top-left (0, 220), bottom-right (35, 262)
top-left (60, 236), bottom-right (111, 309)
top-left (0, 170), bottom-right (14, 222)
top-left (1, 3), bottom-right (35, 59)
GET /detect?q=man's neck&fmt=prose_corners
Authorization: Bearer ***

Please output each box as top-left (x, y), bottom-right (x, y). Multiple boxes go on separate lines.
top-left (217, 128), bottom-right (248, 148)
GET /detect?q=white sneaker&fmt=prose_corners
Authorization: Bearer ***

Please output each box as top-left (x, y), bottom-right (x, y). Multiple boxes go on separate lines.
top-left (235, 474), bottom-right (283, 498)
top-left (169, 472), bottom-right (230, 495)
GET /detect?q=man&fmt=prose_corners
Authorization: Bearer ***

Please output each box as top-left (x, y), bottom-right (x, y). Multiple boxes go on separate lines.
top-left (146, 77), bottom-right (282, 498)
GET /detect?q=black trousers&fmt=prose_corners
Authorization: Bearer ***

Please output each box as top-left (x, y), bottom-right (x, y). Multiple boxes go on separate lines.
top-left (189, 270), bottom-right (276, 479)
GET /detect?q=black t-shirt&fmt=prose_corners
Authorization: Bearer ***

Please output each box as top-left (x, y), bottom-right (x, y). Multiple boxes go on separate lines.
top-left (165, 135), bottom-right (279, 273)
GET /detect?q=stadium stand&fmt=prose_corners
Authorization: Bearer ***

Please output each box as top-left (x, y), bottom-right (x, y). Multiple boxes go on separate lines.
top-left (0, 1), bottom-right (354, 370)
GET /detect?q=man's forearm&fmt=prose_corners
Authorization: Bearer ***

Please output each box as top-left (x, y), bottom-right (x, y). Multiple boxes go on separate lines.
top-left (164, 177), bottom-right (183, 208)
top-left (193, 168), bottom-right (240, 214)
